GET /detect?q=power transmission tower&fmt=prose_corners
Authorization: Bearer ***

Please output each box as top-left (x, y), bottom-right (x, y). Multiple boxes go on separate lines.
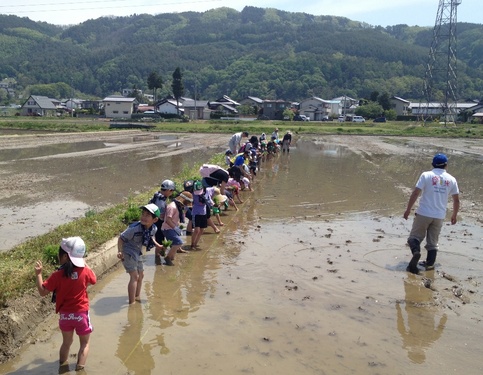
top-left (419, 0), bottom-right (461, 126)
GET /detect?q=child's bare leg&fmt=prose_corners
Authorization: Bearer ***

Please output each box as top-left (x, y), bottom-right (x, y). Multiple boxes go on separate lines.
top-left (128, 271), bottom-right (139, 304)
top-left (230, 199), bottom-right (239, 211)
top-left (75, 333), bottom-right (91, 370)
top-left (191, 227), bottom-right (201, 247)
top-left (134, 270), bottom-right (143, 301)
top-left (216, 214), bottom-right (224, 226)
top-left (208, 218), bottom-right (220, 233)
top-left (59, 330), bottom-right (74, 364)
top-left (155, 245), bottom-right (165, 257)
top-left (192, 228), bottom-right (204, 247)
top-left (168, 245), bottom-right (180, 259)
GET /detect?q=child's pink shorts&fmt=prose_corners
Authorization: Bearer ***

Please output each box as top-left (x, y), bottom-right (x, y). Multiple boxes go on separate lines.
top-left (59, 311), bottom-right (93, 335)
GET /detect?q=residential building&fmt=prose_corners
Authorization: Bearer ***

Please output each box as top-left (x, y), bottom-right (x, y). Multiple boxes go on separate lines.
top-left (239, 96), bottom-right (264, 116)
top-left (153, 96), bottom-right (211, 119)
top-left (208, 95), bottom-right (240, 116)
top-left (260, 99), bottom-right (291, 120)
top-left (103, 95), bottom-right (137, 118)
top-left (63, 99), bottom-right (83, 111)
top-left (181, 97), bottom-right (210, 120)
top-left (468, 102), bottom-right (483, 123)
top-left (122, 88), bottom-right (143, 97)
top-left (390, 96), bottom-right (411, 116)
top-left (155, 97), bottom-right (183, 116)
top-left (332, 96), bottom-right (358, 116)
top-left (20, 95), bottom-right (57, 116)
top-left (299, 96), bottom-right (341, 120)
top-left (81, 100), bottom-right (102, 111)
top-left (0, 78), bottom-right (16, 97)
top-left (409, 102), bottom-right (477, 117)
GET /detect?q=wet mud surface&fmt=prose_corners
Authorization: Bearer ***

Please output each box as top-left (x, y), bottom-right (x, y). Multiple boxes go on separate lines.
top-left (0, 131), bottom-right (226, 251)
top-left (0, 133), bottom-right (482, 374)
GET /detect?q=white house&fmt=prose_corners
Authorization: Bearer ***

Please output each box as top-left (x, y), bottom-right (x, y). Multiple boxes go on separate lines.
top-left (156, 98), bottom-right (183, 115)
top-left (103, 96), bottom-right (137, 118)
top-left (298, 96), bottom-right (341, 120)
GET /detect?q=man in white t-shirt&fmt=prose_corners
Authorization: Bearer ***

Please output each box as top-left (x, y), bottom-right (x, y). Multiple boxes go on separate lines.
top-left (228, 131), bottom-right (249, 154)
top-left (403, 153), bottom-right (460, 274)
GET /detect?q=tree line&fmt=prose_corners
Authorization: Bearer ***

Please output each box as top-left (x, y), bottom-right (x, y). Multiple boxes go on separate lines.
top-left (0, 7), bottom-right (482, 104)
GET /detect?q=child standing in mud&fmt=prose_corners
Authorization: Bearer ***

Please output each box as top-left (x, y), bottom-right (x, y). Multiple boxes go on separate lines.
top-left (190, 181), bottom-right (208, 249)
top-left (162, 191), bottom-right (193, 266)
top-left (34, 236), bottom-right (97, 372)
top-left (117, 204), bottom-right (161, 304)
top-left (149, 179), bottom-right (176, 259)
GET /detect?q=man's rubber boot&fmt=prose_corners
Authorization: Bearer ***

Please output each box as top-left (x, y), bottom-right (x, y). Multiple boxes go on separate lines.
top-left (407, 238), bottom-right (421, 274)
top-left (425, 250), bottom-right (437, 270)
top-left (407, 238), bottom-right (421, 253)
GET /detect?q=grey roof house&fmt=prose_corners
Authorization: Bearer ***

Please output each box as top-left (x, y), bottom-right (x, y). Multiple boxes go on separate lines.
top-left (20, 95), bottom-right (57, 117)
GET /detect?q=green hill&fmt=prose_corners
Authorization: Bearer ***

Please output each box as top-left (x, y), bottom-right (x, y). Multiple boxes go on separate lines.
top-left (1, 7), bottom-right (482, 101)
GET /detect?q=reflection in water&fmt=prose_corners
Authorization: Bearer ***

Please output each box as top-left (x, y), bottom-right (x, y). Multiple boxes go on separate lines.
top-left (116, 303), bottom-right (155, 374)
top-left (143, 246), bottom-right (220, 358)
top-left (396, 275), bottom-right (447, 364)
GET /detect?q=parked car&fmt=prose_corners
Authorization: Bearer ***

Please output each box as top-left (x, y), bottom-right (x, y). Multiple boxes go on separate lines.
top-left (338, 116), bottom-right (345, 122)
top-left (321, 116), bottom-right (330, 121)
top-left (352, 116), bottom-right (365, 123)
top-left (294, 114), bottom-right (310, 121)
top-left (373, 117), bottom-right (387, 123)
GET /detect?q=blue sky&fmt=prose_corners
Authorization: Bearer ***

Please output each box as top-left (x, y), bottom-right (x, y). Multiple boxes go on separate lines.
top-left (2, 0), bottom-right (480, 27)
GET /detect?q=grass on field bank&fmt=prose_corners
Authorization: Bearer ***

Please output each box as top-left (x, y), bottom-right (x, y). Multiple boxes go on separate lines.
top-left (0, 117), bottom-right (482, 138)
top-left (0, 153), bottom-right (224, 307)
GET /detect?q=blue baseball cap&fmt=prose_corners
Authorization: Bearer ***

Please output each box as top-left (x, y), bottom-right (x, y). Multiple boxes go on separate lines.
top-left (432, 153), bottom-right (448, 167)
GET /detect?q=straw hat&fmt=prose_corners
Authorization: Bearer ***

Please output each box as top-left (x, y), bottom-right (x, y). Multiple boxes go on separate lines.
top-left (175, 191), bottom-right (193, 207)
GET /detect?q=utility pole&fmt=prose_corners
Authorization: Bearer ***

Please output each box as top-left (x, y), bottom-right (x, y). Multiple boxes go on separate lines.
top-left (194, 81), bottom-right (197, 120)
top-left (71, 79), bottom-right (74, 118)
top-left (420, 0), bottom-right (461, 126)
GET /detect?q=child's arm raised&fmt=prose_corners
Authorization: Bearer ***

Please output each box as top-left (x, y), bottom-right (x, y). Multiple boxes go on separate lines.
top-left (34, 260), bottom-right (50, 297)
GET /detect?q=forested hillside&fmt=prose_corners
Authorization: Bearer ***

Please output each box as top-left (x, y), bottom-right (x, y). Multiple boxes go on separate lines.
top-left (1, 6), bottom-right (482, 102)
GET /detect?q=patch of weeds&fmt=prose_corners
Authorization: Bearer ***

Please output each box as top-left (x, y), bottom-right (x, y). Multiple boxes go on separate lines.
top-left (85, 209), bottom-right (97, 218)
top-left (43, 244), bottom-right (60, 265)
top-left (122, 201), bottom-right (141, 224)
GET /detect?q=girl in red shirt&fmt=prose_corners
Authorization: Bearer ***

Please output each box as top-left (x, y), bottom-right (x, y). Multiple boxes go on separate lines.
top-left (35, 236), bottom-right (97, 372)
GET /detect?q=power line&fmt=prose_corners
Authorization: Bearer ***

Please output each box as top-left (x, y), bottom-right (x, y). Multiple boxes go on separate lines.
top-left (1, 0), bottom-right (222, 14)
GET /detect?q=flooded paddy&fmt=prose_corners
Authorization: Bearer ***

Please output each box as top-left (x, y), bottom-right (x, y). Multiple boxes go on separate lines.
top-left (0, 133), bottom-right (482, 374)
top-left (0, 131), bottom-right (224, 251)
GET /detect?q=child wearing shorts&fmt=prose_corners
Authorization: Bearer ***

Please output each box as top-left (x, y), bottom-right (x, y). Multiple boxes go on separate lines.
top-left (117, 204), bottom-right (161, 304)
top-left (35, 236), bottom-right (97, 372)
top-left (162, 191), bottom-right (193, 265)
top-left (191, 181), bottom-right (208, 249)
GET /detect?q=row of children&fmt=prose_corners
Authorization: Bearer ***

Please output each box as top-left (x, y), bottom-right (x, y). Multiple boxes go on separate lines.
top-left (32, 169), bottom-right (248, 372)
top-left (32, 129), bottom-right (288, 372)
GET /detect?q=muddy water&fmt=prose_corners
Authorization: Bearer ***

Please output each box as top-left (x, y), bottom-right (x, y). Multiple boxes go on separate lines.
top-left (0, 132), bottom-right (221, 251)
top-left (1, 136), bottom-right (482, 374)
